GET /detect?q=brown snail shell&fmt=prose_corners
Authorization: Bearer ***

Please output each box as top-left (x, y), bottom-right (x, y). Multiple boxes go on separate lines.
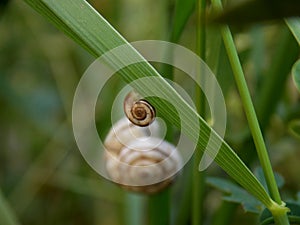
top-left (123, 91), bottom-right (156, 127)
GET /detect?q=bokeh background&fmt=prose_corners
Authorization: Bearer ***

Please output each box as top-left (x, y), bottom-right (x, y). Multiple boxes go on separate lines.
top-left (0, 0), bottom-right (300, 224)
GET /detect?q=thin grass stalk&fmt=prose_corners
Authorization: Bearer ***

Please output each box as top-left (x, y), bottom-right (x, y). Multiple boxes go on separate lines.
top-left (125, 193), bottom-right (146, 225)
top-left (148, 189), bottom-right (171, 225)
top-left (192, 0), bottom-right (206, 224)
top-left (175, 163), bottom-right (193, 225)
top-left (211, 26), bottom-right (299, 225)
top-left (211, 0), bottom-right (281, 204)
top-left (211, 0), bottom-right (290, 224)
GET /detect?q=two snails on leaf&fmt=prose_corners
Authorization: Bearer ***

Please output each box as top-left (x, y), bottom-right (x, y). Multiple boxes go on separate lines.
top-left (104, 91), bottom-right (182, 194)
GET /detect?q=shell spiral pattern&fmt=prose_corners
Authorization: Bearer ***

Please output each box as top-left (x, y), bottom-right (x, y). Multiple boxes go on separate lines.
top-left (123, 91), bottom-right (156, 127)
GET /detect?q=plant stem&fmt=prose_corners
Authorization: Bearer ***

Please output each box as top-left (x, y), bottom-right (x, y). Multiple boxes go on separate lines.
top-left (197, 0), bottom-right (206, 62)
top-left (211, 26), bottom-right (299, 225)
top-left (193, 0), bottom-right (206, 225)
top-left (148, 189), bottom-right (170, 225)
top-left (211, 0), bottom-right (289, 224)
top-left (220, 25), bottom-right (289, 222)
top-left (125, 193), bottom-right (146, 225)
top-left (226, 19), bottom-right (282, 203)
top-left (174, 163), bottom-right (193, 225)
top-left (211, 0), bottom-right (281, 204)
top-left (273, 214), bottom-right (291, 225)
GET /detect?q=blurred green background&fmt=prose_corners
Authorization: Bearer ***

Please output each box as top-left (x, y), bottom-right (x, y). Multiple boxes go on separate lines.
top-left (0, 0), bottom-right (300, 224)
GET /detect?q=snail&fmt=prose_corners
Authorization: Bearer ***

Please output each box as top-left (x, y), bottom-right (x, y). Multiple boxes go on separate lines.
top-left (123, 91), bottom-right (156, 127)
top-left (104, 116), bottom-right (182, 194)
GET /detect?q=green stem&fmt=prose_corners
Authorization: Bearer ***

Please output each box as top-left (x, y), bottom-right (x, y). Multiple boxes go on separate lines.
top-left (211, 0), bottom-right (289, 224)
top-left (193, 0), bottom-right (206, 225)
top-left (197, 0), bottom-right (206, 61)
top-left (148, 189), bottom-right (171, 225)
top-left (125, 193), bottom-right (146, 225)
top-left (211, 0), bottom-right (281, 204)
top-left (174, 163), bottom-right (193, 225)
top-left (273, 214), bottom-right (291, 225)
top-left (211, 26), bottom-right (299, 225)
top-left (238, 26), bottom-right (299, 163)
top-left (271, 204), bottom-right (291, 225)
top-left (224, 25), bottom-right (280, 203)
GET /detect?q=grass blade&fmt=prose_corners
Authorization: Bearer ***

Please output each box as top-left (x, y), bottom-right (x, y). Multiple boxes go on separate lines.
top-left (211, 0), bottom-right (290, 223)
top-left (170, 0), bottom-right (196, 42)
top-left (161, 0), bottom-right (196, 80)
top-left (192, 0), bottom-right (207, 225)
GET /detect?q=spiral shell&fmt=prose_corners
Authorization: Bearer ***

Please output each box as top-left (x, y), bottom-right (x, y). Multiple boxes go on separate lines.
top-left (123, 91), bottom-right (156, 127)
top-left (104, 117), bottom-right (182, 194)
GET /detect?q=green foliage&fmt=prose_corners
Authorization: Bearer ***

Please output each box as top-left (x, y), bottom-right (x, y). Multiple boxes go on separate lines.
top-left (292, 60), bottom-right (300, 93)
top-left (23, 0), bottom-right (275, 211)
top-left (286, 18), bottom-right (300, 45)
top-left (288, 120), bottom-right (300, 139)
top-left (212, 3), bottom-right (286, 221)
top-left (260, 203), bottom-right (300, 225)
top-left (170, 0), bottom-right (196, 42)
top-left (255, 168), bottom-right (285, 192)
top-left (207, 177), bottom-right (263, 213)
top-left (0, 189), bottom-right (21, 225)
top-left (206, 168), bottom-right (284, 214)
top-left (1, 0), bottom-right (300, 224)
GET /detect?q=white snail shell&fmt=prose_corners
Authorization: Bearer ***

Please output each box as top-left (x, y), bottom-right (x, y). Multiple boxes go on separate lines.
top-left (123, 91), bottom-right (156, 127)
top-left (104, 116), bottom-right (160, 155)
top-left (104, 117), bottom-right (182, 194)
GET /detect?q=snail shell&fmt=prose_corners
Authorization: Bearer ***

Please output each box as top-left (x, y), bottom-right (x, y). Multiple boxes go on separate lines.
top-left (123, 91), bottom-right (156, 127)
top-left (104, 117), bottom-right (182, 194)
top-left (104, 116), bottom-right (160, 155)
